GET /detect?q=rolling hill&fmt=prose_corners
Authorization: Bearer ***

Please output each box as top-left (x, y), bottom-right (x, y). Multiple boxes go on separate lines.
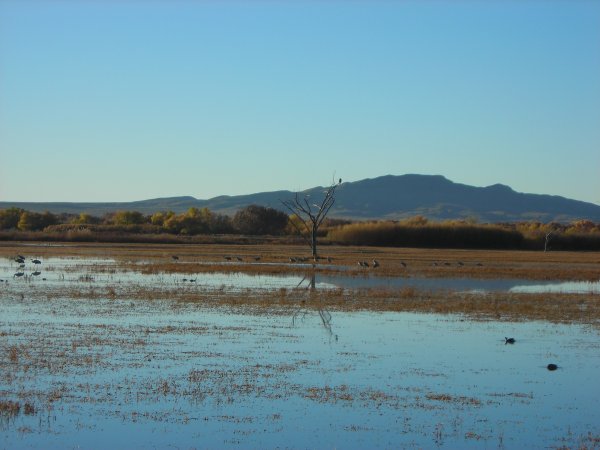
top-left (2, 174), bottom-right (599, 223)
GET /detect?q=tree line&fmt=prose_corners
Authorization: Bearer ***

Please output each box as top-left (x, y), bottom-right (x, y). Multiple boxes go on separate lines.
top-left (0, 205), bottom-right (293, 236)
top-left (1, 206), bottom-right (600, 250)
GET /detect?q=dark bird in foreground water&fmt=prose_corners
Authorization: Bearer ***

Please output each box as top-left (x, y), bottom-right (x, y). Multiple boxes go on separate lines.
top-left (547, 363), bottom-right (558, 371)
top-left (505, 337), bottom-right (515, 344)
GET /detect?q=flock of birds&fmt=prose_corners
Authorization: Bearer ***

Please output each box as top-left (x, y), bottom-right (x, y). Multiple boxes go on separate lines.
top-left (173, 255), bottom-right (337, 264)
top-left (357, 259), bottom-right (380, 268)
top-left (0, 255), bottom-right (45, 283)
top-left (168, 255), bottom-right (487, 270)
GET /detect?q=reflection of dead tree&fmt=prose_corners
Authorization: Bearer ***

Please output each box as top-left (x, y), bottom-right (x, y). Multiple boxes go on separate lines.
top-left (291, 272), bottom-right (336, 339)
top-left (281, 178), bottom-right (342, 261)
top-left (296, 273), bottom-right (316, 290)
top-left (291, 307), bottom-right (335, 339)
top-left (317, 309), bottom-right (333, 335)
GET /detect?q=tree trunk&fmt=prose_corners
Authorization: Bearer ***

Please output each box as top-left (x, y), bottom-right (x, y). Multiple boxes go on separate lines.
top-left (311, 224), bottom-right (318, 261)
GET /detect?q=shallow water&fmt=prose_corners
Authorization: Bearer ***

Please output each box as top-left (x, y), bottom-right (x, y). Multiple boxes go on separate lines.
top-left (2, 257), bottom-right (599, 294)
top-left (1, 292), bottom-right (599, 449)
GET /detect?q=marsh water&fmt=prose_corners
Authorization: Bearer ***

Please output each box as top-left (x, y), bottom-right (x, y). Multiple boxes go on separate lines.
top-left (1, 257), bottom-right (600, 448)
top-left (2, 257), bottom-right (600, 294)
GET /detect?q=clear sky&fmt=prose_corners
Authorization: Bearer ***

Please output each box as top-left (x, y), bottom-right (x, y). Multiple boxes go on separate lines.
top-left (1, 0), bottom-right (599, 204)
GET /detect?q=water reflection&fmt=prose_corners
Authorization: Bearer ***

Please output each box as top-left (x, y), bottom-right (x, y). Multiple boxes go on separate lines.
top-left (293, 273), bottom-right (336, 339)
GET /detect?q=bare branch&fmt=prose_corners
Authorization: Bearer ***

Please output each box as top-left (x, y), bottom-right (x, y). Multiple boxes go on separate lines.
top-left (280, 200), bottom-right (313, 239)
top-left (281, 176), bottom-right (341, 259)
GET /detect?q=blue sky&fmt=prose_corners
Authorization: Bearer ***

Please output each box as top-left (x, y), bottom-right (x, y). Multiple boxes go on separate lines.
top-left (1, 1), bottom-right (599, 204)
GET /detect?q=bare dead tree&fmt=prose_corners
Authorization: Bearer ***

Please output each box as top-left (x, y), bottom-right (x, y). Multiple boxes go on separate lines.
top-left (544, 231), bottom-right (553, 252)
top-left (281, 178), bottom-right (342, 261)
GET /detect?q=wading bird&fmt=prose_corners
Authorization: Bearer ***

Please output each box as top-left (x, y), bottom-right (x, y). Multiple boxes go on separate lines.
top-left (172, 255), bottom-right (179, 261)
top-left (372, 259), bottom-right (379, 268)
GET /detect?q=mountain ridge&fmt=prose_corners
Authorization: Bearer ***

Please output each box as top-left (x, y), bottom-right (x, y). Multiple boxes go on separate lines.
top-left (2, 174), bottom-right (599, 223)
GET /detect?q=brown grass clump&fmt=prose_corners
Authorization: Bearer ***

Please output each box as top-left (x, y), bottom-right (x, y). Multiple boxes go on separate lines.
top-left (23, 402), bottom-right (35, 415)
top-left (8, 345), bottom-right (19, 363)
top-left (426, 393), bottom-right (481, 406)
top-left (0, 400), bottom-right (20, 417)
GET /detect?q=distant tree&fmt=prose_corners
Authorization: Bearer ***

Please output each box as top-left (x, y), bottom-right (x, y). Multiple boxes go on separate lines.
top-left (281, 178), bottom-right (342, 261)
top-left (207, 212), bottom-right (234, 234)
top-left (160, 207), bottom-right (230, 235)
top-left (232, 205), bottom-right (289, 235)
top-left (72, 213), bottom-right (100, 225)
top-left (178, 207), bottom-right (212, 234)
top-left (112, 211), bottom-right (147, 226)
top-left (17, 211), bottom-right (58, 231)
top-left (0, 207), bottom-right (24, 230)
top-left (150, 211), bottom-right (171, 227)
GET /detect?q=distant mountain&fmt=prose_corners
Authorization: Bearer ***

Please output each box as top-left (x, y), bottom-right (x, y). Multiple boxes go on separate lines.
top-left (2, 174), bottom-right (600, 223)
